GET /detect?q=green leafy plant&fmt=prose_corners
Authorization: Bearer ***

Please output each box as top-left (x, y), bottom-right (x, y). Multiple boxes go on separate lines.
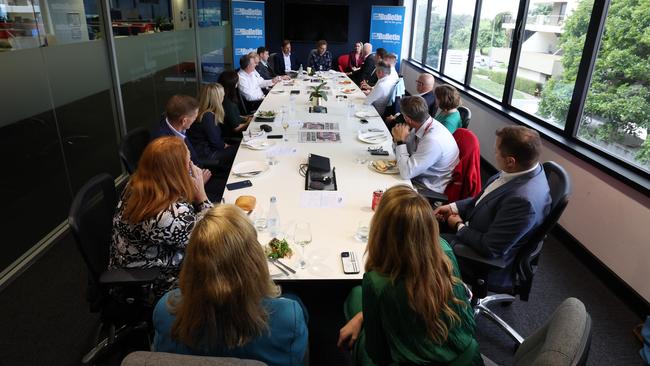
top-left (309, 81), bottom-right (328, 102)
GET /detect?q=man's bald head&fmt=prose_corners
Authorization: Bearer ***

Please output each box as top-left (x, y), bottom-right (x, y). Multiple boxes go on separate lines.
top-left (416, 73), bottom-right (435, 94)
top-left (363, 43), bottom-right (373, 56)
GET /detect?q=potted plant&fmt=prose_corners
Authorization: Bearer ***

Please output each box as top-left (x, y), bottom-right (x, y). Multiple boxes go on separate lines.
top-left (309, 81), bottom-right (328, 107)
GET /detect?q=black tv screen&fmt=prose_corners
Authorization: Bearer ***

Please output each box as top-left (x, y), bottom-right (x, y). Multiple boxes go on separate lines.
top-left (283, 3), bottom-right (349, 43)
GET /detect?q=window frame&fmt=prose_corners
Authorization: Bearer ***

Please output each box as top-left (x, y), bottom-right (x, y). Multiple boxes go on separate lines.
top-left (407, 0), bottom-right (650, 194)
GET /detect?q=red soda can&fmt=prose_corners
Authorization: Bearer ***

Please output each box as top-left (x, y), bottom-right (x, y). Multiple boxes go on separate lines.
top-left (372, 190), bottom-right (383, 211)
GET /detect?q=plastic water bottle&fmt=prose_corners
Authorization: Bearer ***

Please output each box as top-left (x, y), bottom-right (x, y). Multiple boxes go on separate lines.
top-left (298, 64), bottom-right (303, 75)
top-left (267, 196), bottom-right (280, 237)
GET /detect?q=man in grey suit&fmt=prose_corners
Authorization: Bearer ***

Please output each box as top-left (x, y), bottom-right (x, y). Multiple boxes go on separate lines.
top-left (434, 126), bottom-right (551, 287)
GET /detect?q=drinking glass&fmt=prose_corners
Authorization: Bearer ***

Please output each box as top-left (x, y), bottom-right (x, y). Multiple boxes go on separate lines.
top-left (355, 221), bottom-right (370, 242)
top-left (347, 102), bottom-right (355, 119)
top-left (355, 150), bottom-right (369, 164)
top-left (281, 106), bottom-right (289, 141)
top-left (253, 209), bottom-right (267, 232)
top-left (294, 222), bottom-right (312, 269)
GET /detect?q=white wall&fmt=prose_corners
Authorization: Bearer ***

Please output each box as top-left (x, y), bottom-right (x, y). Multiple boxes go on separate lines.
top-left (402, 62), bottom-right (650, 303)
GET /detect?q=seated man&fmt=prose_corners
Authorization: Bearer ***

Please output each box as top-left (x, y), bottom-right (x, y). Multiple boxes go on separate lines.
top-left (351, 43), bottom-right (375, 86)
top-left (153, 94), bottom-right (211, 182)
top-left (272, 40), bottom-right (299, 76)
top-left (307, 39), bottom-right (332, 71)
top-left (237, 53), bottom-right (279, 109)
top-left (433, 126), bottom-right (551, 288)
top-left (363, 61), bottom-right (397, 116)
top-left (386, 73), bottom-right (437, 126)
top-left (360, 47), bottom-right (387, 89)
top-left (391, 96), bottom-right (459, 193)
top-left (255, 46), bottom-right (276, 80)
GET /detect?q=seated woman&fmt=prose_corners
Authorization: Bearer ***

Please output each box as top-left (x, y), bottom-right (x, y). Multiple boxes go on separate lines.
top-left (153, 205), bottom-right (308, 365)
top-left (111, 136), bottom-right (212, 296)
top-left (337, 185), bottom-right (481, 366)
top-left (218, 70), bottom-right (252, 139)
top-left (187, 83), bottom-right (237, 169)
top-left (434, 85), bottom-right (463, 134)
top-left (347, 41), bottom-right (363, 74)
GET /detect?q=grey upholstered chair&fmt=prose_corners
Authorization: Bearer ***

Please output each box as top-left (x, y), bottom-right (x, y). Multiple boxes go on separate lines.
top-left (121, 352), bottom-right (268, 366)
top-left (482, 297), bottom-right (592, 366)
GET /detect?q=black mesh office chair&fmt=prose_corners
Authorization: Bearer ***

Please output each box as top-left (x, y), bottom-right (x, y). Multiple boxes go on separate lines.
top-left (119, 128), bottom-right (151, 174)
top-left (458, 106), bottom-right (472, 128)
top-left (454, 161), bottom-right (571, 345)
top-left (68, 174), bottom-right (159, 364)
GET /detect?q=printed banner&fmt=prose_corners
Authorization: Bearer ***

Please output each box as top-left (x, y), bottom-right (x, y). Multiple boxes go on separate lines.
top-left (369, 6), bottom-right (406, 70)
top-left (231, 0), bottom-right (265, 66)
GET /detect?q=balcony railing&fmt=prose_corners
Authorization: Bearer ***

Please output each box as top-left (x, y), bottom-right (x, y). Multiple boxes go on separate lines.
top-left (503, 14), bottom-right (566, 27)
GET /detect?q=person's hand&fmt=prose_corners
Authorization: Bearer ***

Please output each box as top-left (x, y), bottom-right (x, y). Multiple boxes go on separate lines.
top-left (391, 124), bottom-right (410, 142)
top-left (433, 204), bottom-right (453, 221)
top-left (190, 163), bottom-right (208, 202)
top-left (337, 312), bottom-right (364, 349)
top-left (360, 80), bottom-right (369, 90)
top-left (282, 75), bottom-right (291, 80)
top-left (447, 214), bottom-right (464, 230)
top-left (363, 89), bottom-right (371, 96)
top-left (352, 66), bottom-right (360, 72)
top-left (202, 169), bottom-right (212, 183)
top-left (385, 115), bottom-right (396, 123)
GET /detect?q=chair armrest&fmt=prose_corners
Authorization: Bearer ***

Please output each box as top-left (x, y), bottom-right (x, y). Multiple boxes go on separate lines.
top-left (417, 187), bottom-right (448, 206)
top-left (199, 159), bottom-right (221, 170)
top-left (453, 244), bottom-right (508, 270)
top-left (99, 268), bottom-right (160, 286)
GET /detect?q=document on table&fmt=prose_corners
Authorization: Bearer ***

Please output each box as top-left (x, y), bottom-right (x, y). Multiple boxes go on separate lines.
top-left (299, 192), bottom-right (345, 208)
top-left (299, 131), bottom-right (341, 143)
top-left (301, 122), bottom-right (340, 130)
top-left (266, 146), bottom-right (298, 156)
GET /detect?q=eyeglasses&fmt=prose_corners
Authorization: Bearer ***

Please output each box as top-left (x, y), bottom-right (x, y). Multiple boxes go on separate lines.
top-left (416, 80), bottom-right (424, 85)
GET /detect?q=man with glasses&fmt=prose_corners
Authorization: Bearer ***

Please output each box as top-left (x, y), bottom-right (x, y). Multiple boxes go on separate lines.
top-left (386, 73), bottom-right (437, 126)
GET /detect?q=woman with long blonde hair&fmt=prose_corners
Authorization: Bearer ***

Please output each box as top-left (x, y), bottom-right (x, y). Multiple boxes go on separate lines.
top-left (337, 185), bottom-right (481, 365)
top-left (187, 83), bottom-right (237, 167)
top-left (153, 205), bottom-right (308, 365)
top-left (111, 136), bottom-right (212, 296)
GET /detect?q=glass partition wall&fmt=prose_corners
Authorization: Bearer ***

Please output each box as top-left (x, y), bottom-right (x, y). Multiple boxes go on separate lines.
top-left (0, 0), bottom-right (232, 280)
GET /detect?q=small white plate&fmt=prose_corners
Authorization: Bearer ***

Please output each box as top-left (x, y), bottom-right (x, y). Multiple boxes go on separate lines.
top-left (368, 160), bottom-right (399, 175)
top-left (358, 131), bottom-right (389, 144)
top-left (243, 139), bottom-right (276, 150)
top-left (231, 161), bottom-right (269, 177)
top-left (355, 111), bottom-right (370, 118)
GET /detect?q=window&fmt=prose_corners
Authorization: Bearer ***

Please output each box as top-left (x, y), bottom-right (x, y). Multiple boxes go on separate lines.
top-left (511, 1), bottom-right (594, 127)
top-left (469, 0), bottom-right (520, 100)
top-left (424, 0), bottom-right (448, 70)
top-left (577, 0), bottom-right (650, 174)
top-left (411, 0), bottom-right (429, 62)
top-left (442, 0), bottom-right (477, 82)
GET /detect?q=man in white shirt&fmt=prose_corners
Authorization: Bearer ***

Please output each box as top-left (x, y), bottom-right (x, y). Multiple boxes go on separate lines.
top-left (391, 96), bottom-right (459, 193)
top-left (237, 53), bottom-right (279, 106)
top-left (363, 61), bottom-right (397, 116)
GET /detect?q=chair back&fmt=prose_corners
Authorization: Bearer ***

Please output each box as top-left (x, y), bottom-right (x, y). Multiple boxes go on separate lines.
top-left (122, 352), bottom-right (268, 366)
top-left (236, 87), bottom-right (249, 115)
top-left (513, 161), bottom-right (571, 300)
top-left (444, 128), bottom-right (482, 202)
top-left (68, 174), bottom-right (117, 282)
top-left (458, 106), bottom-right (472, 128)
top-left (268, 52), bottom-right (276, 72)
top-left (337, 54), bottom-right (350, 72)
top-left (119, 127), bottom-right (151, 174)
top-left (514, 298), bottom-right (591, 366)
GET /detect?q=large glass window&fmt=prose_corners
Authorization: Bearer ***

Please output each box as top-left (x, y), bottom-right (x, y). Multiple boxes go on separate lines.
top-left (411, 0), bottom-right (429, 62)
top-left (512, 0), bottom-right (593, 126)
top-left (442, 0), bottom-right (477, 82)
top-left (577, 0), bottom-right (650, 173)
top-left (469, 0), bottom-right (520, 100)
top-left (198, 0), bottom-right (232, 83)
top-left (424, 0), bottom-right (448, 70)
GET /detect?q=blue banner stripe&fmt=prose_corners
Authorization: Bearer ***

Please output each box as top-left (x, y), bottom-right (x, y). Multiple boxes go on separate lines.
top-left (369, 6), bottom-right (406, 70)
top-left (232, 0), bottom-right (265, 66)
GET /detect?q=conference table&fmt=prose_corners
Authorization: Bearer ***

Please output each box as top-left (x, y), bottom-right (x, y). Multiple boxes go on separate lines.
top-left (223, 71), bottom-right (411, 280)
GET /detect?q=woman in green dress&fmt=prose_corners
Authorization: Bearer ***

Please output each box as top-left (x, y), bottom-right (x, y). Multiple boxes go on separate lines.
top-left (338, 185), bottom-right (482, 365)
top-left (434, 85), bottom-right (463, 134)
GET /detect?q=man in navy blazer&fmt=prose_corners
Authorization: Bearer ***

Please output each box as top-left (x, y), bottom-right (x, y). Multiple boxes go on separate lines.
top-left (434, 126), bottom-right (551, 287)
top-left (272, 40), bottom-right (299, 76)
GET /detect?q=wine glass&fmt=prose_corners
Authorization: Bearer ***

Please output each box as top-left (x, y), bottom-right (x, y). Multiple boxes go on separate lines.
top-left (281, 106), bottom-right (289, 141)
top-left (294, 222), bottom-right (312, 269)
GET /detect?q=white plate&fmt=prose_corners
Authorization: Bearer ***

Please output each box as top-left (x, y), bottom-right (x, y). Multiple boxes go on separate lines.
top-left (368, 160), bottom-right (399, 175)
top-left (231, 161), bottom-right (269, 178)
top-left (255, 111), bottom-right (277, 118)
top-left (357, 131), bottom-right (389, 144)
top-left (242, 139), bottom-right (276, 150)
top-left (355, 111), bottom-right (370, 118)
top-left (341, 88), bottom-right (356, 94)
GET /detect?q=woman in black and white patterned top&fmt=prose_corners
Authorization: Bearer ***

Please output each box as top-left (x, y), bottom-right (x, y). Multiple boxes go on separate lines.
top-left (111, 136), bottom-right (213, 296)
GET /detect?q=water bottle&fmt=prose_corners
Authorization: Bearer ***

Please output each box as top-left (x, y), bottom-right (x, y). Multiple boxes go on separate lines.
top-left (267, 196), bottom-right (280, 237)
top-left (298, 64), bottom-right (303, 75)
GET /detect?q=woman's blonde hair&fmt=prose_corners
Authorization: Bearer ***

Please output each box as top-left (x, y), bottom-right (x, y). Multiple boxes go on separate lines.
top-left (122, 136), bottom-right (195, 223)
top-left (198, 83), bottom-right (226, 124)
top-left (365, 185), bottom-right (464, 344)
top-left (170, 205), bottom-right (280, 349)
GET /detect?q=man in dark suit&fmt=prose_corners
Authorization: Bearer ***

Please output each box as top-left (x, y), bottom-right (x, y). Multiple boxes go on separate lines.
top-left (433, 126), bottom-right (551, 287)
top-left (256, 46), bottom-right (276, 80)
top-left (386, 73), bottom-right (437, 126)
top-left (351, 43), bottom-right (376, 86)
top-left (272, 40), bottom-right (299, 76)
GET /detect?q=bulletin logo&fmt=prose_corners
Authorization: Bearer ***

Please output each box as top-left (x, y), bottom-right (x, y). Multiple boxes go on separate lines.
top-left (371, 32), bottom-right (401, 42)
top-left (372, 12), bottom-right (403, 22)
top-left (233, 7), bottom-right (263, 18)
top-left (236, 48), bottom-right (257, 55)
top-left (234, 28), bottom-right (263, 37)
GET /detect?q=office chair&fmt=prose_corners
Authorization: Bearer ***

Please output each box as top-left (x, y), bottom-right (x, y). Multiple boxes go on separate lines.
top-left (119, 127), bottom-right (151, 174)
top-left (419, 128), bottom-right (482, 206)
top-left (69, 174), bottom-right (160, 365)
top-left (453, 161), bottom-right (571, 345)
top-left (268, 52), bottom-right (276, 73)
top-left (482, 297), bottom-right (592, 366)
top-left (337, 54), bottom-right (350, 72)
top-left (121, 352), bottom-right (268, 366)
top-left (458, 106), bottom-right (472, 128)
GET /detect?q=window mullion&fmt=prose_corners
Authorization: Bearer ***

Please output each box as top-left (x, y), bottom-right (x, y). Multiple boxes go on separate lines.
top-left (421, 0), bottom-right (434, 65)
top-left (502, 0), bottom-right (530, 105)
top-left (439, 0), bottom-right (454, 74)
top-left (464, 0), bottom-right (482, 86)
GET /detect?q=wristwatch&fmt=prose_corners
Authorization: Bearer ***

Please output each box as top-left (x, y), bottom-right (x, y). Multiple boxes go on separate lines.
top-left (394, 140), bottom-right (405, 145)
top-left (455, 221), bottom-right (465, 232)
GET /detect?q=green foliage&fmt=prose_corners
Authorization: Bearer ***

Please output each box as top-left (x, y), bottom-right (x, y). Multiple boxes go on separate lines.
top-left (448, 14), bottom-right (473, 50)
top-left (309, 82), bottom-right (328, 101)
top-left (530, 4), bottom-right (552, 16)
top-left (476, 12), bottom-right (511, 55)
top-left (474, 68), bottom-right (542, 95)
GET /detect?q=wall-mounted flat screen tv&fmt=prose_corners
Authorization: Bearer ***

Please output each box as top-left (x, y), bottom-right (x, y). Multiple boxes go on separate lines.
top-left (283, 2), bottom-right (349, 43)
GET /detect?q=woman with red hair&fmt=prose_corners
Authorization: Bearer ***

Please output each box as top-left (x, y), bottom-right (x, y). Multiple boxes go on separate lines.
top-left (110, 136), bottom-right (213, 296)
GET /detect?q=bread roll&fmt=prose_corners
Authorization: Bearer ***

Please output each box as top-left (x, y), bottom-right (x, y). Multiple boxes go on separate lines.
top-left (235, 195), bottom-right (256, 212)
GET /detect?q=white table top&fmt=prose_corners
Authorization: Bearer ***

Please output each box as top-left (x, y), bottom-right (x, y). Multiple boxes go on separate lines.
top-left (223, 71), bottom-right (411, 280)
